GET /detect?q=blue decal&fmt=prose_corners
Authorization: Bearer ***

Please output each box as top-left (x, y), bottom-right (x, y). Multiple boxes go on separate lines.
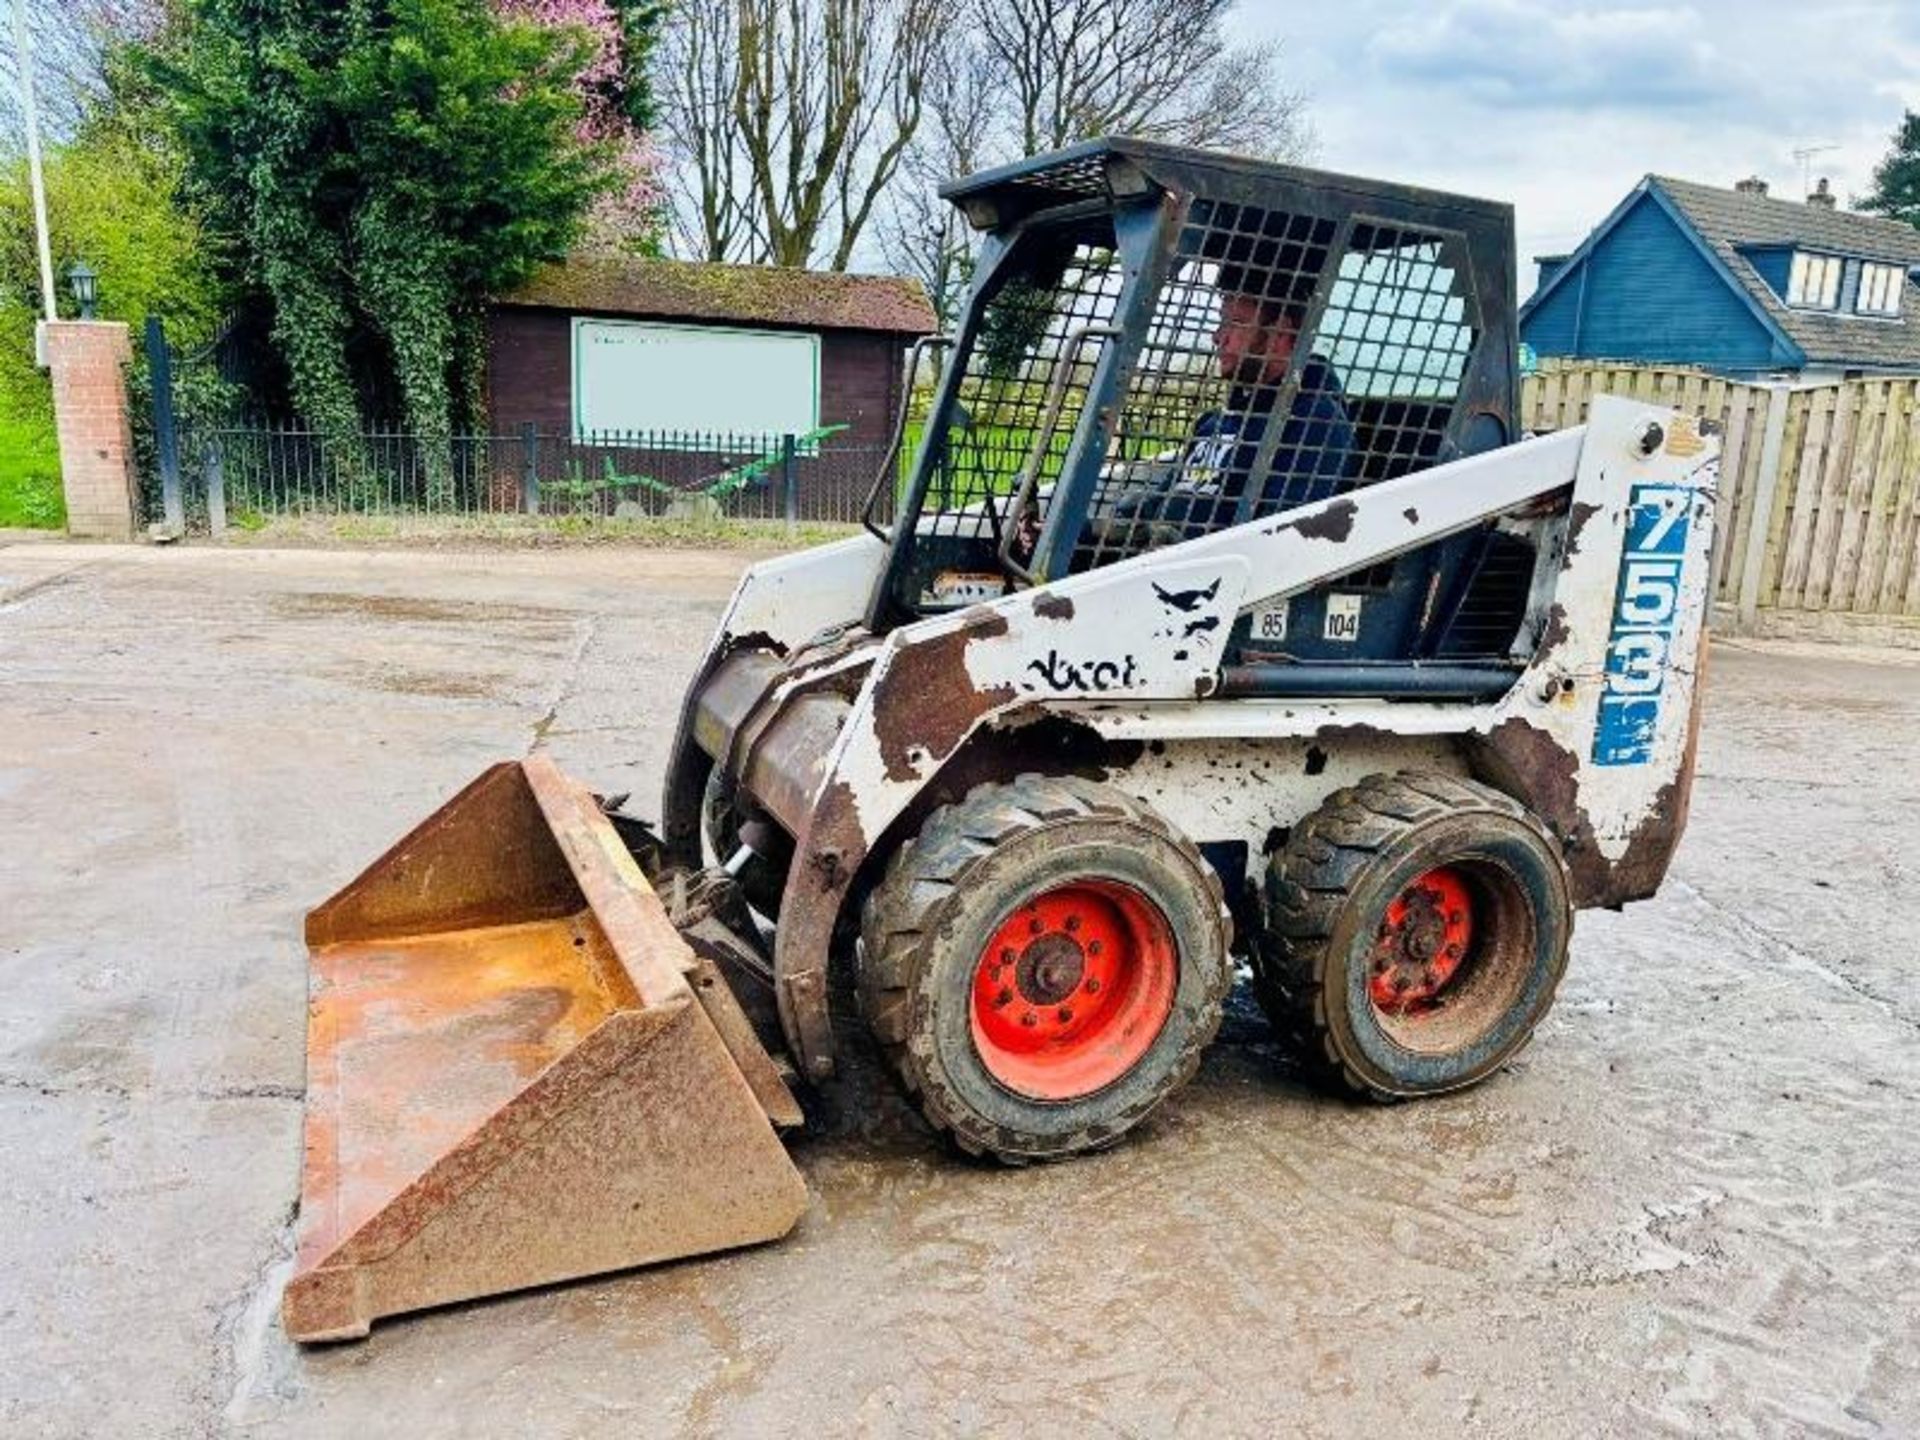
top-left (1593, 486), bottom-right (1691, 766)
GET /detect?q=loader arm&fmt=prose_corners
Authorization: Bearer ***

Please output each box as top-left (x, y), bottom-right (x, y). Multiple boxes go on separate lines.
top-left (660, 532), bottom-right (887, 867)
top-left (766, 397), bottom-right (1717, 1082)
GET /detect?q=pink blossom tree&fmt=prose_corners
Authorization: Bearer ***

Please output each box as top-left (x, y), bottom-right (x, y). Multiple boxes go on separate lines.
top-left (493, 0), bottom-right (665, 252)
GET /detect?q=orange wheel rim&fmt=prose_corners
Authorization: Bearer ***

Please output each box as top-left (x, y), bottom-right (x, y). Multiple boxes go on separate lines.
top-left (968, 881), bottom-right (1178, 1101)
top-left (1368, 866), bottom-right (1475, 1016)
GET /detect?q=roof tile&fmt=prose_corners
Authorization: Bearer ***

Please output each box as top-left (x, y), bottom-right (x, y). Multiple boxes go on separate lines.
top-left (1652, 176), bottom-right (1920, 368)
top-left (497, 256), bottom-right (936, 336)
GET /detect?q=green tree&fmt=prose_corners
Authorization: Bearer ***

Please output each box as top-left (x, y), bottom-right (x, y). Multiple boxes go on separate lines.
top-left (608, 0), bottom-right (668, 132)
top-left (0, 122), bottom-right (222, 526)
top-left (147, 0), bottom-right (610, 454)
top-left (1860, 110), bottom-right (1920, 228)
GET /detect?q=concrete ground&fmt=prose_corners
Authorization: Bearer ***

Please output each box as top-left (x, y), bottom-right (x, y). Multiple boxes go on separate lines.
top-left (3, 539), bottom-right (1917, 1439)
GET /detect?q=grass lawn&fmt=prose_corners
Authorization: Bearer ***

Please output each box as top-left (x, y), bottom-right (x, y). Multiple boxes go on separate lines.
top-left (0, 412), bottom-right (63, 529)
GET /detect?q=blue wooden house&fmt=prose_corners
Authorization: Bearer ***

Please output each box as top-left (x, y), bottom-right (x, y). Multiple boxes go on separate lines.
top-left (1520, 175), bottom-right (1920, 381)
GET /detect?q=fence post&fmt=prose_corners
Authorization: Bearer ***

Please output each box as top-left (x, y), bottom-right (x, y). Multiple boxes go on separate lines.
top-left (144, 316), bottom-right (185, 535)
top-left (204, 436), bottom-right (227, 536)
top-left (781, 433), bottom-right (798, 534)
top-left (520, 422), bottom-right (540, 515)
top-left (1735, 384), bottom-right (1792, 630)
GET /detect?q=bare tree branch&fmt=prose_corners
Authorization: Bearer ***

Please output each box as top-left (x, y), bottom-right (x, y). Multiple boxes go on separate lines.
top-left (974, 0), bottom-right (1311, 162)
top-left (875, 0), bottom-right (1311, 322)
top-left (661, 0), bottom-right (940, 268)
top-left (874, 37), bottom-right (993, 327)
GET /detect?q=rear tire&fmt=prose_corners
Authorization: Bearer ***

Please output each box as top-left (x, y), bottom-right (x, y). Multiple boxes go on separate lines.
top-left (1256, 771), bottom-right (1571, 1100)
top-left (858, 775), bottom-right (1232, 1163)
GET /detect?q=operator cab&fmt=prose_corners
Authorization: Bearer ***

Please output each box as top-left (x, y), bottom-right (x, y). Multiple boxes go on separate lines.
top-left (860, 138), bottom-right (1543, 691)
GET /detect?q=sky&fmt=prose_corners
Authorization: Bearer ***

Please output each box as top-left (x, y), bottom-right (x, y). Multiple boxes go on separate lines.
top-left (1235, 0), bottom-right (1920, 298)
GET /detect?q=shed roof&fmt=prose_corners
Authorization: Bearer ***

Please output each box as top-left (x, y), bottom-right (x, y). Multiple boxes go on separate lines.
top-left (498, 255), bottom-right (936, 336)
top-left (1650, 176), bottom-right (1920, 369)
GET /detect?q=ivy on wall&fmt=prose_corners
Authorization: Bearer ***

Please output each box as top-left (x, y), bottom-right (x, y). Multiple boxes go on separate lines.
top-left (145, 0), bottom-right (616, 454)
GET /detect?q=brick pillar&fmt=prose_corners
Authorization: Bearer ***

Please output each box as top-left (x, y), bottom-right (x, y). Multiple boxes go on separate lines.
top-left (46, 321), bottom-right (141, 541)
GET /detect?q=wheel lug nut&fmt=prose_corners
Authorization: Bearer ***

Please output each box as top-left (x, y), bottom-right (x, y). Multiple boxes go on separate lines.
top-left (994, 987), bottom-right (1012, 1008)
top-left (1087, 941), bottom-right (1103, 957)
top-left (1020, 1010), bottom-right (1037, 1027)
top-left (1064, 915), bottom-right (1081, 934)
top-left (1057, 1007), bottom-right (1073, 1023)
top-left (1028, 917), bottom-right (1043, 935)
top-left (1084, 977), bottom-right (1101, 994)
top-left (1001, 947), bottom-right (1014, 963)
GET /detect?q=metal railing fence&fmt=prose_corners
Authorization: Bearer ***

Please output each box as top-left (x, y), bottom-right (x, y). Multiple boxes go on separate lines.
top-left (145, 423), bottom-right (898, 531)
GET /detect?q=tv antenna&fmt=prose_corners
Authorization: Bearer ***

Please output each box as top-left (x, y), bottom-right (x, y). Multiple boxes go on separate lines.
top-left (1791, 143), bottom-right (1840, 195)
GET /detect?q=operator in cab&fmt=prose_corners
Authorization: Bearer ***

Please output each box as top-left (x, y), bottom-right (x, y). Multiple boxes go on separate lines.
top-left (1092, 261), bottom-right (1355, 553)
top-left (1190, 261), bottom-right (1356, 516)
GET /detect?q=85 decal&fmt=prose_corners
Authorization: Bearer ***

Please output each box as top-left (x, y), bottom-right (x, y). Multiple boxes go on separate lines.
top-left (1593, 485), bottom-right (1692, 766)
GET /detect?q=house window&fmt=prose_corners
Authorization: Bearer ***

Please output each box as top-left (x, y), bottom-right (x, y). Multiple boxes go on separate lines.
top-left (1857, 262), bottom-right (1906, 317)
top-left (1787, 252), bottom-right (1842, 309)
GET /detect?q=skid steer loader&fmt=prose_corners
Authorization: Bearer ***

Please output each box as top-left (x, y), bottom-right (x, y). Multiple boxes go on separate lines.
top-left (284, 138), bottom-right (1719, 1341)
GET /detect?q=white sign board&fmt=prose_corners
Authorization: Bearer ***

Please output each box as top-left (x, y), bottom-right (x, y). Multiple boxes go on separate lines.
top-left (572, 319), bottom-right (821, 438)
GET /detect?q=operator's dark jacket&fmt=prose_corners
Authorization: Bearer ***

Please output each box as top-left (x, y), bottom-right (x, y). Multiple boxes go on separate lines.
top-left (1144, 359), bottom-right (1356, 534)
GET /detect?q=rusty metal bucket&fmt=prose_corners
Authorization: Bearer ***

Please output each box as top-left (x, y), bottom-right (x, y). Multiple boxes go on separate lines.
top-left (282, 756), bottom-right (807, 1343)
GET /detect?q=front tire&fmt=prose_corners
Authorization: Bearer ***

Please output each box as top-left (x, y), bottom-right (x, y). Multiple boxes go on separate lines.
top-left (1257, 771), bottom-right (1572, 1100)
top-left (858, 775), bottom-right (1232, 1162)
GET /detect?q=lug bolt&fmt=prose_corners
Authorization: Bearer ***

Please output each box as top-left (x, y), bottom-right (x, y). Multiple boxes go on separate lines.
top-left (1029, 917), bottom-right (1044, 936)
top-left (1064, 915), bottom-right (1082, 934)
top-left (995, 987), bottom-right (1013, 1008)
top-left (1085, 977), bottom-right (1102, 994)
top-left (1020, 1010), bottom-right (1037, 1027)
top-left (1057, 1007), bottom-right (1074, 1023)
top-left (1087, 940), bottom-right (1104, 957)
top-left (1001, 947), bottom-right (1015, 964)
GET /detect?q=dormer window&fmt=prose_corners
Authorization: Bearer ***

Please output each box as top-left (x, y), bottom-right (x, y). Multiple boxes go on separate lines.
top-left (1787, 251), bottom-right (1842, 309)
top-left (1858, 262), bottom-right (1905, 317)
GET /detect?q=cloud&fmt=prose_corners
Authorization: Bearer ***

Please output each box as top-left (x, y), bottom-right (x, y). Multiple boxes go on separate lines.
top-left (1367, 0), bottom-right (1742, 113)
top-left (1234, 0), bottom-right (1920, 289)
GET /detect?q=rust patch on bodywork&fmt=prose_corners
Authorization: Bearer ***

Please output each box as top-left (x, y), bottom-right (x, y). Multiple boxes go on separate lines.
top-left (773, 778), bottom-right (869, 1078)
top-left (1283, 497), bottom-right (1358, 543)
top-left (1565, 501), bottom-right (1602, 558)
top-left (1311, 721), bottom-right (1393, 745)
top-left (1534, 603), bottom-right (1572, 666)
top-left (871, 611), bottom-right (1016, 783)
top-left (1469, 717), bottom-right (1691, 908)
top-left (1032, 591), bottom-right (1075, 621)
top-left (899, 713), bottom-right (1141, 824)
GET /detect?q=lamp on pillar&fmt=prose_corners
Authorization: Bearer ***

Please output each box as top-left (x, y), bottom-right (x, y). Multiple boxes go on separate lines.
top-left (66, 260), bottom-right (98, 320)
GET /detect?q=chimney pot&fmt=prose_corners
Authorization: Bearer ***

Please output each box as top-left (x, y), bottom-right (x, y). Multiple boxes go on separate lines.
top-left (1734, 176), bottom-right (1770, 196)
top-left (1807, 177), bottom-right (1836, 209)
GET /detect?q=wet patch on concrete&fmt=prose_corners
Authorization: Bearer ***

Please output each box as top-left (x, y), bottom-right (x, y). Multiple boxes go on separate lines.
top-left (324, 661), bottom-right (509, 701)
top-left (272, 591), bottom-right (571, 627)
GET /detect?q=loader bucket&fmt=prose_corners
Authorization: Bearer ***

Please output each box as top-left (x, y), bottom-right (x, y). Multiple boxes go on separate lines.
top-left (282, 756), bottom-right (807, 1343)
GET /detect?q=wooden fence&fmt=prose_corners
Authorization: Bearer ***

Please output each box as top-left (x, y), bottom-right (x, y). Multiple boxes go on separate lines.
top-left (1522, 363), bottom-right (1920, 625)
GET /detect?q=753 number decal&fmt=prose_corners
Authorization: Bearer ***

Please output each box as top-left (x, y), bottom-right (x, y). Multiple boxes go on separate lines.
top-left (1593, 485), bottom-right (1692, 767)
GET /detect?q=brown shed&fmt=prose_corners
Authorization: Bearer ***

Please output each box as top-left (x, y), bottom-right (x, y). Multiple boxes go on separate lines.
top-left (487, 256), bottom-right (936, 449)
